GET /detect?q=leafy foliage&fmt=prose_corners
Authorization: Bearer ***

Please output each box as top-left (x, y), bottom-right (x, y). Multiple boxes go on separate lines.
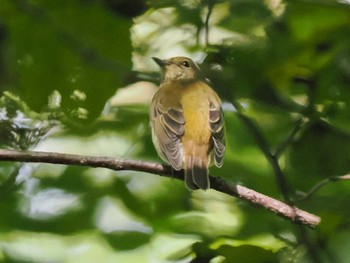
top-left (1, 0), bottom-right (350, 262)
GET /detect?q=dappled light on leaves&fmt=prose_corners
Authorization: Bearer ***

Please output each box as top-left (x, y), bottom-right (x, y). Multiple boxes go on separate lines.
top-left (0, 0), bottom-right (350, 262)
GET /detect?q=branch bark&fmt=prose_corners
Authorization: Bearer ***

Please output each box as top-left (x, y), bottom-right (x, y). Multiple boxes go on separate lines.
top-left (0, 149), bottom-right (320, 227)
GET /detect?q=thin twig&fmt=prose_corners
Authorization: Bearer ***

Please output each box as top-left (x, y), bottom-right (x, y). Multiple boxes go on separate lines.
top-left (298, 225), bottom-right (322, 263)
top-left (232, 103), bottom-right (292, 203)
top-left (0, 149), bottom-right (320, 227)
top-left (274, 117), bottom-right (304, 158)
top-left (204, 0), bottom-right (214, 46)
top-left (296, 175), bottom-right (350, 202)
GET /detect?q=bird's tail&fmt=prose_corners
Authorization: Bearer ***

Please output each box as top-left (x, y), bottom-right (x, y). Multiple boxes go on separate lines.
top-left (184, 155), bottom-right (209, 190)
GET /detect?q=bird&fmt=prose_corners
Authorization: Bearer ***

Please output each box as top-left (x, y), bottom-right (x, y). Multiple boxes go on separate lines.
top-left (150, 56), bottom-right (225, 190)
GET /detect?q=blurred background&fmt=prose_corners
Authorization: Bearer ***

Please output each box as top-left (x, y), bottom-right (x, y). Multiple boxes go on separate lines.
top-left (0, 0), bottom-right (350, 262)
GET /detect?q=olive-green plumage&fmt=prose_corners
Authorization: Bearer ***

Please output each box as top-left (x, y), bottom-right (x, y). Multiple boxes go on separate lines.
top-left (150, 56), bottom-right (225, 190)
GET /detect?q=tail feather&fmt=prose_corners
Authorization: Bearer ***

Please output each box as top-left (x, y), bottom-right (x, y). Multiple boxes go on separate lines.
top-left (184, 156), bottom-right (209, 190)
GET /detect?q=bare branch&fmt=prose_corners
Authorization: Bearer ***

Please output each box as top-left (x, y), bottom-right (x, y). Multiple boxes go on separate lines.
top-left (0, 149), bottom-right (320, 227)
top-left (232, 105), bottom-right (293, 203)
top-left (296, 174), bottom-right (350, 202)
top-left (274, 117), bottom-right (305, 158)
top-left (204, 1), bottom-right (214, 46)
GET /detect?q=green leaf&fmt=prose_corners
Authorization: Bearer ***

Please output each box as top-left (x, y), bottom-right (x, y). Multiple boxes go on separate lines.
top-left (1, 0), bottom-right (132, 120)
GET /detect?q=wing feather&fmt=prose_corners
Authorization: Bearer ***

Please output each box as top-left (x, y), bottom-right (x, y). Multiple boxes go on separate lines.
top-left (209, 102), bottom-right (226, 167)
top-left (151, 96), bottom-right (185, 170)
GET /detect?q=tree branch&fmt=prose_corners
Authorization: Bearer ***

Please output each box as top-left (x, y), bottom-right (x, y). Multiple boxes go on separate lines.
top-left (204, 0), bottom-right (214, 46)
top-left (0, 149), bottom-right (320, 228)
top-left (233, 107), bottom-right (293, 203)
top-left (296, 174), bottom-right (350, 202)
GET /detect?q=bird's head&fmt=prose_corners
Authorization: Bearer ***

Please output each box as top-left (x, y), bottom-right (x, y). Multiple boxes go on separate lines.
top-left (152, 56), bottom-right (202, 83)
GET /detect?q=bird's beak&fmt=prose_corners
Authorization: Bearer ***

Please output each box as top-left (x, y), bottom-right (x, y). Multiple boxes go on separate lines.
top-left (152, 57), bottom-right (170, 67)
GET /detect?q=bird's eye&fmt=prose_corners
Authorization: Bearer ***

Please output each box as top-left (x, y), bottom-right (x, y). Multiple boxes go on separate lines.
top-left (181, 61), bottom-right (190, 67)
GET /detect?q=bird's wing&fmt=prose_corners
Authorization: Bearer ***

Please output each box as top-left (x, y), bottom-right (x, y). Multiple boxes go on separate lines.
top-left (209, 102), bottom-right (226, 167)
top-left (151, 95), bottom-right (185, 170)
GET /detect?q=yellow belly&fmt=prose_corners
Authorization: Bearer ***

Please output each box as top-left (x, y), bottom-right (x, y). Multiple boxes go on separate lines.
top-left (181, 81), bottom-right (212, 157)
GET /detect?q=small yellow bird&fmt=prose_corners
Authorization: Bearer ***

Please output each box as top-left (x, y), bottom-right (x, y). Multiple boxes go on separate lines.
top-left (150, 56), bottom-right (225, 190)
